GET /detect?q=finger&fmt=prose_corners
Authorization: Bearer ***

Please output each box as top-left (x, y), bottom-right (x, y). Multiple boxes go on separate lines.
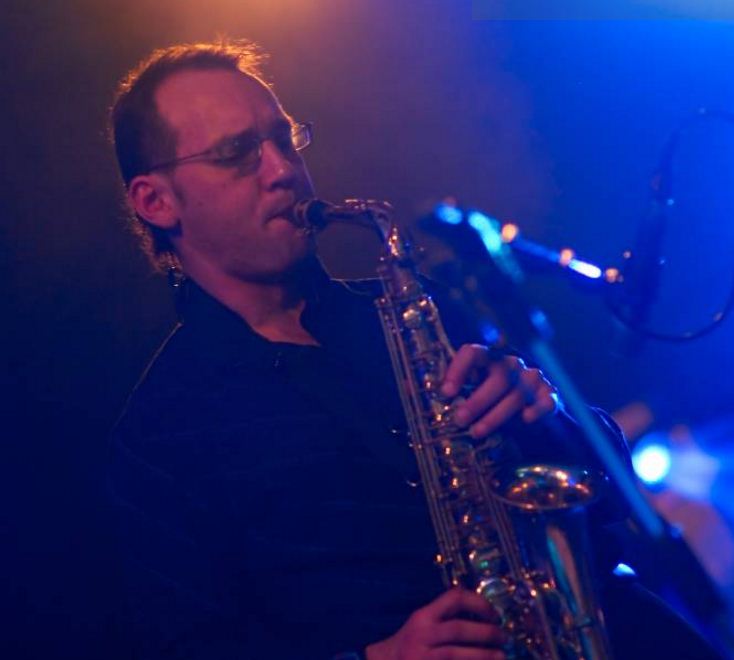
top-left (468, 388), bottom-right (526, 439)
top-left (441, 344), bottom-right (490, 397)
top-left (427, 589), bottom-right (500, 624)
top-left (469, 366), bottom-right (559, 436)
top-left (515, 369), bottom-right (558, 424)
top-left (522, 388), bottom-right (560, 424)
top-left (431, 620), bottom-right (507, 648)
top-left (453, 358), bottom-right (523, 427)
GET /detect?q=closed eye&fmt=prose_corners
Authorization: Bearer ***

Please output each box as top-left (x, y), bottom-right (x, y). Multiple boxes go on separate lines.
top-left (273, 127), bottom-right (298, 155)
top-left (214, 135), bottom-right (259, 164)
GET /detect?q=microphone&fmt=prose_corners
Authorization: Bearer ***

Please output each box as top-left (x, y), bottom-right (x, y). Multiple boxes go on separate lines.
top-left (614, 134), bottom-right (677, 353)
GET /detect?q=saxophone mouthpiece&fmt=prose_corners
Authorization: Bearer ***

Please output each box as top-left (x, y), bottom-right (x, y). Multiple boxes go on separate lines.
top-left (293, 198), bottom-right (332, 231)
top-left (294, 198), bottom-right (391, 234)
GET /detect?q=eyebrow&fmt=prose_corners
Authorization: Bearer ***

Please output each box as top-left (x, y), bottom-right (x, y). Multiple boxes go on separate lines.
top-left (209, 128), bottom-right (256, 152)
top-left (211, 119), bottom-right (294, 151)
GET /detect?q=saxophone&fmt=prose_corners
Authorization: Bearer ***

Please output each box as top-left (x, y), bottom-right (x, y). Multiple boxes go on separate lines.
top-left (295, 198), bottom-right (614, 660)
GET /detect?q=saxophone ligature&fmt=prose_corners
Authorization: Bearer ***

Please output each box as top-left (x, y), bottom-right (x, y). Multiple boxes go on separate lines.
top-left (294, 198), bottom-right (614, 660)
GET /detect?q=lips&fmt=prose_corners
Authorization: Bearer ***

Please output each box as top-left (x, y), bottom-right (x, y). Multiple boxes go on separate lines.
top-left (267, 202), bottom-right (299, 226)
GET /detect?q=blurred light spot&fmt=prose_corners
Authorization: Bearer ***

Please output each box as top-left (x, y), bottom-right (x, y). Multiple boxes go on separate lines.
top-left (613, 562), bottom-right (637, 577)
top-left (604, 267), bottom-right (622, 284)
top-left (530, 308), bottom-right (550, 334)
top-left (468, 210), bottom-right (503, 255)
top-left (633, 443), bottom-right (672, 485)
top-left (567, 259), bottom-right (602, 279)
top-left (611, 401), bottom-right (654, 441)
top-left (669, 447), bottom-right (719, 500)
top-left (434, 202), bottom-right (463, 225)
top-left (501, 223), bottom-right (519, 242)
top-left (559, 248), bottom-right (574, 266)
top-left (480, 321), bottom-right (500, 344)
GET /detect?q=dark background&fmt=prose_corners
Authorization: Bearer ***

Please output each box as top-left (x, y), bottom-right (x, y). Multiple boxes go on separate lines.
top-left (2, 1), bottom-right (734, 657)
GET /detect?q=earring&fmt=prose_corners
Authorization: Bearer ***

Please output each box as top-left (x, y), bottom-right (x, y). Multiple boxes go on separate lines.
top-left (167, 263), bottom-right (185, 290)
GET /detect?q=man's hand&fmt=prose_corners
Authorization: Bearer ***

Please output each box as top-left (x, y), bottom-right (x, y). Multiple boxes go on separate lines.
top-left (440, 345), bottom-right (559, 440)
top-left (365, 589), bottom-right (507, 660)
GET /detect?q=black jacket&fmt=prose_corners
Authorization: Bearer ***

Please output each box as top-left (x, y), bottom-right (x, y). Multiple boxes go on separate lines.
top-left (110, 275), bottom-right (718, 659)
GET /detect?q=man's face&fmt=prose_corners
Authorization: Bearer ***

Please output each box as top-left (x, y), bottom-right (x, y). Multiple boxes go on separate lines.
top-left (154, 68), bottom-right (315, 282)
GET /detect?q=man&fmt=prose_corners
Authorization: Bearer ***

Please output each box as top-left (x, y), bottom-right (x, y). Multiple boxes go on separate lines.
top-left (109, 41), bottom-right (719, 659)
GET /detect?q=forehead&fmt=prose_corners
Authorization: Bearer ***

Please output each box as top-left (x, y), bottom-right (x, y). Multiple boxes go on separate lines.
top-left (154, 68), bottom-right (286, 150)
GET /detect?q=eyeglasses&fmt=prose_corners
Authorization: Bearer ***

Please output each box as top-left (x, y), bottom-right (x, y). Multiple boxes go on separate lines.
top-left (147, 121), bottom-right (313, 173)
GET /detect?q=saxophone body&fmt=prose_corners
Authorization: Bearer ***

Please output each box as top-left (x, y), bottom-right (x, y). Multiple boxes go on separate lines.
top-left (295, 198), bottom-right (613, 660)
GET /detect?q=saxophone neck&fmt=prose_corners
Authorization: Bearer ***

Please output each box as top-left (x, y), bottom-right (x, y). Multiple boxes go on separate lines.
top-left (294, 198), bottom-right (397, 244)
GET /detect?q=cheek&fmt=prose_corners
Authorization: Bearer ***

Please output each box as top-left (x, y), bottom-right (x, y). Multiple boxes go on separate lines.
top-left (178, 168), bottom-right (259, 209)
top-left (193, 180), bottom-right (259, 226)
top-left (295, 163), bottom-right (315, 198)
top-left (220, 177), bottom-right (264, 221)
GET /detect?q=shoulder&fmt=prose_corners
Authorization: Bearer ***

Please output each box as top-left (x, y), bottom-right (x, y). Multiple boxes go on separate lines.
top-left (110, 325), bottom-right (198, 450)
top-left (124, 322), bottom-right (210, 406)
top-left (110, 319), bottom-right (251, 454)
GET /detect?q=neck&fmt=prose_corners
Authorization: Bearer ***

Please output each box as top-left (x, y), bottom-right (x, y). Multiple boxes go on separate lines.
top-left (179, 256), bottom-right (321, 346)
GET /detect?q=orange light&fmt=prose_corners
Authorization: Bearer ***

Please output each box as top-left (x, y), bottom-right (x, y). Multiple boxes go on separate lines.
top-left (559, 248), bottom-right (574, 266)
top-left (604, 267), bottom-right (621, 283)
top-left (501, 223), bottom-right (519, 242)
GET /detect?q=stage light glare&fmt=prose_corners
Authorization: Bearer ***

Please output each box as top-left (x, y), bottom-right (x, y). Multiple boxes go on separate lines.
top-left (633, 444), bottom-right (672, 485)
top-left (568, 259), bottom-right (602, 280)
top-left (668, 448), bottom-right (719, 500)
top-left (604, 267), bottom-right (621, 284)
top-left (434, 202), bottom-right (463, 225)
top-left (468, 210), bottom-right (503, 255)
top-left (613, 562), bottom-right (637, 577)
top-left (559, 248), bottom-right (574, 266)
top-left (501, 223), bottom-right (519, 243)
top-left (480, 321), bottom-right (500, 344)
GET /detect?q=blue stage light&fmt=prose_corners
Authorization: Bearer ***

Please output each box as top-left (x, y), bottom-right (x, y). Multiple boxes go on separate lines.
top-left (480, 321), bottom-right (500, 344)
top-left (612, 562), bottom-right (637, 578)
top-left (433, 202), bottom-right (463, 225)
top-left (467, 210), bottom-right (503, 255)
top-left (632, 443), bottom-right (672, 485)
top-left (567, 258), bottom-right (602, 280)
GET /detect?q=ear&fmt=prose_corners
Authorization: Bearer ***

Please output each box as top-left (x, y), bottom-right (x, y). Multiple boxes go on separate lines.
top-left (127, 173), bottom-right (180, 230)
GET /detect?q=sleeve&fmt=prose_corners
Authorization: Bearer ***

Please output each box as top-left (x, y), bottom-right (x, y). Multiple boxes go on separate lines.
top-left (427, 276), bottom-right (634, 511)
top-left (109, 411), bottom-right (249, 660)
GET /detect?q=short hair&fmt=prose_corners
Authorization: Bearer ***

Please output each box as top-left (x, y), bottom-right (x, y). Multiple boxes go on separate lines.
top-left (110, 40), bottom-right (268, 271)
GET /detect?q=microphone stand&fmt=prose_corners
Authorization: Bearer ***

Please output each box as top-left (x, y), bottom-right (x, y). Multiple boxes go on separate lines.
top-left (430, 210), bottom-right (733, 657)
top-left (610, 131), bottom-right (675, 355)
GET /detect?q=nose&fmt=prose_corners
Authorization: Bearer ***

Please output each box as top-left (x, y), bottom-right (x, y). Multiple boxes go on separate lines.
top-left (258, 139), bottom-right (298, 190)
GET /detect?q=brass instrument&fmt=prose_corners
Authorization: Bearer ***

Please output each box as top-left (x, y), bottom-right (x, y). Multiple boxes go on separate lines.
top-left (295, 198), bottom-right (613, 660)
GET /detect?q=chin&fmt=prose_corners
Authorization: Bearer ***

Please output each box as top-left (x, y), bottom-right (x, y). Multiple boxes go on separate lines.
top-left (239, 243), bottom-right (318, 284)
top-left (281, 246), bottom-right (319, 281)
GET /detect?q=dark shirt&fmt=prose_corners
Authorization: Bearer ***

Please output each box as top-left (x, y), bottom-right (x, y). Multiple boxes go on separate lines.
top-left (110, 274), bottom-right (719, 659)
